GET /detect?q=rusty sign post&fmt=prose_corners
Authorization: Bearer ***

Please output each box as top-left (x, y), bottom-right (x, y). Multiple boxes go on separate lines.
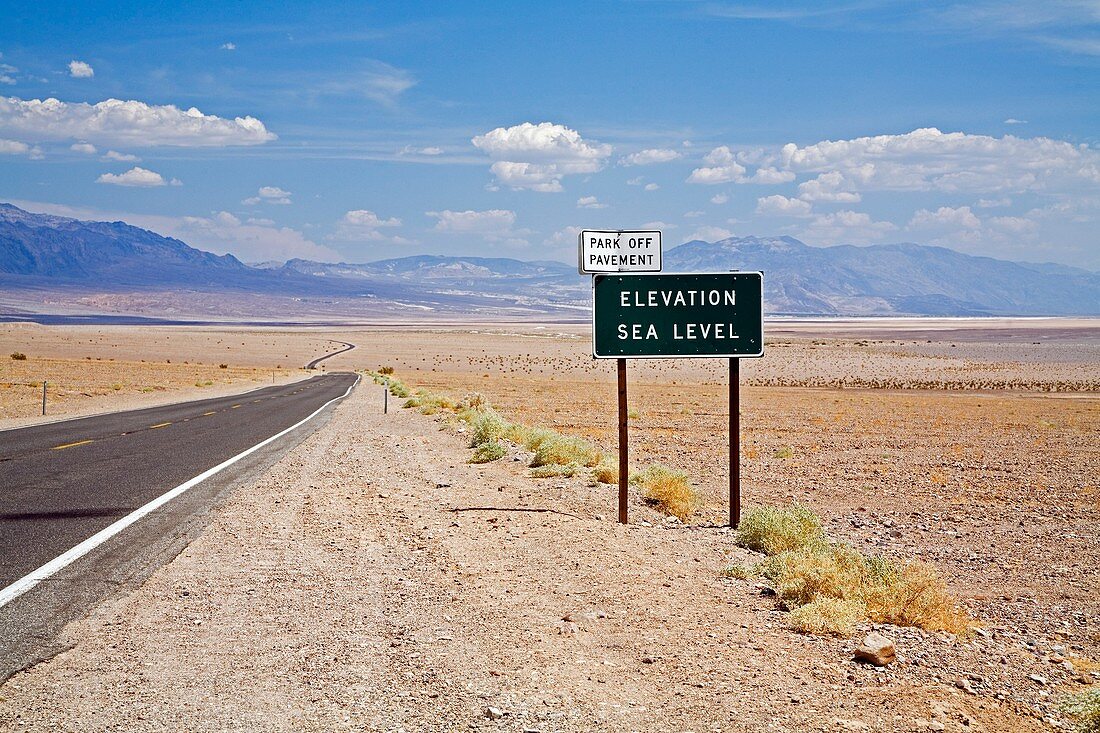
top-left (592, 272), bottom-right (763, 526)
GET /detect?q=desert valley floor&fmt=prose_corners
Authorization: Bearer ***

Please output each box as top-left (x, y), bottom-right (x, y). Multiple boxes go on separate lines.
top-left (0, 318), bottom-right (1096, 732)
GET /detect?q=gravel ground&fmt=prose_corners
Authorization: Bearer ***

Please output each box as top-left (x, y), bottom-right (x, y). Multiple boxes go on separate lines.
top-left (1, 380), bottom-right (1091, 732)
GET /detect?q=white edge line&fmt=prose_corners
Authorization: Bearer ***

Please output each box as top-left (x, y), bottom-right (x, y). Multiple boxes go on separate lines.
top-left (0, 374), bottom-right (360, 609)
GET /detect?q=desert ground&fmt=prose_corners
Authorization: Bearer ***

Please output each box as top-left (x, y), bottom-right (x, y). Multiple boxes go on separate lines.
top-left (0, 318), bottom-right (1097, 731)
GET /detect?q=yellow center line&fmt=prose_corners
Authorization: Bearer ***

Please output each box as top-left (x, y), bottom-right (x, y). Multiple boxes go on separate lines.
top-left (52, 439), bottom-right (94, 450)
top-left (203, 411), bottom-right (217, 416)
top-left (231, 404), bottom-right (242, 409)
top-left (149, 422), bottom-right (172, 429)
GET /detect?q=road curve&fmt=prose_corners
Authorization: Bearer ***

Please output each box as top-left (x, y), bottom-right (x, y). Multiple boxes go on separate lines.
top-left (305, 340), bottom-right (356, 369)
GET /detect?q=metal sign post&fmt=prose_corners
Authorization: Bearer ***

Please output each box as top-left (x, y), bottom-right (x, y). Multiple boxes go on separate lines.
top-left (592, 272), bottom-right (764, 526)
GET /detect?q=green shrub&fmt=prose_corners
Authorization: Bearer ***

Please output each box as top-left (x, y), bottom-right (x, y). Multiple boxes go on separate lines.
top-left (1061, 687), bottom-right (1100, 733)
top-left (529, 463), bottom-right (578, 478)
top-left (736, 504), bottom-right (824, 555)
top-left (469, 440), bottom-right (506, 464)
top-left (469, 410), bottom-right (509, 447)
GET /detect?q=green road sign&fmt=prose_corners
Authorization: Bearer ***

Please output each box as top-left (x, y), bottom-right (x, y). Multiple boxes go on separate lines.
top-left (592, 272), bottom-right (764, 358)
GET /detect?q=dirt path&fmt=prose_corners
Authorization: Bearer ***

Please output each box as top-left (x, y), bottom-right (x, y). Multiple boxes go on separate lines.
top-left (0, 384), bottom-right (1075, 731)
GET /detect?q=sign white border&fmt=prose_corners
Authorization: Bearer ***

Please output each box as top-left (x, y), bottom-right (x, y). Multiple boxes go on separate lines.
top-left (591, 271), bottom-right (765, 359)
top-left (578, 229), bottom-right (663, 274)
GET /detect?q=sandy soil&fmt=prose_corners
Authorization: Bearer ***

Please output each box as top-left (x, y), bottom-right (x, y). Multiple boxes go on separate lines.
top-left (0, 320), bottom-right (1096, 730)
top-left (1, 379), bottom-right (1083, 732)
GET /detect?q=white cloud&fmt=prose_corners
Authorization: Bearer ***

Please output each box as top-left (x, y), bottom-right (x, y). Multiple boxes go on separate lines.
top-left (626, 176), bottom-right (644, 186)
top-left (619, 148), bottom-right (681, 166)
top-left (803, 210), bottom-right (898, 244)
top-left (545, 225), bottom-right (583, 246)
top-left (797, 171), bottom-right (862, 202)
top-left (779, 128), bottom-right (1100, 194)
top-left (96, 166), bottom-right (178, 187)
top-left (0, 75), bottom-right (14, 86)
top-left (642, 220), bottom-right (674, 230)
top-left (685, 226), bottom-right (732, 242)
top-left (644, 183), bottom-right (659, 191)
top-left (755, 195), bottom-right (813, 218)
top-left (908, 205), bottom-right (981, 230)
top-left (68, 60), bottom-right (94, 78)
top-left (427, 209), bottom-right (517, 238)
top-left (243, 186), bottom-right (292, 205)
top-left (711, 193), bottom-right (729, 204)
top-left (687, 146), bottom-right (747, 184)
top-left (0, 97), bottom-right (276, 147)
top-left (472, 122), bottom-right (611, 191)
top-left (684, 210), bottom-right (706, 218)
top-left (988, 215), bottom-right (1040, 235)
top-left (220, 42), bottom-right (236, 51)
top-left (745, 166), bottom-right (796, 184)
top-left (102, 149), bottom-right (139, 162)
top-left (0, 138), bottom-right (39, 157)
top-left (977, 197), bottom-right (1011, 208)
top-left (1004, 118), bottom-right (1028, 124)
top-left (577, 195), bottom-right (608, 209)
top-left (70, 142), bottom-right (96, 154)
top-left (399, 145), bottom-right (443, 156)
top-left (331, 209), bottom-right (402, 241)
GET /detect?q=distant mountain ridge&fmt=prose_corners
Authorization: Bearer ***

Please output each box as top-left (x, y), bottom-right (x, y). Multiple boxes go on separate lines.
top-left (1, 203), bottom-right (1098, 317)
top-left (664, 235), bottom-right (1100, 316)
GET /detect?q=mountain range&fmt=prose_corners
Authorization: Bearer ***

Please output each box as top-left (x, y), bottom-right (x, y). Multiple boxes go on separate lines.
top-left (1, 203), bottom-right (1098, 318)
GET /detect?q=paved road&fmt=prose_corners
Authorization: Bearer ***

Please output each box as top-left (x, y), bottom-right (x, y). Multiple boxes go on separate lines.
top-left (0, 372), bottom-right (358, 590)
top-left (305, 340), bottom-right (356, 369)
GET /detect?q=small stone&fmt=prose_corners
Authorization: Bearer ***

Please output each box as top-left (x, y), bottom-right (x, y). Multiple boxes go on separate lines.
top-left (641, 656), bottom-right (656, 664)
top-left (563, 609), bottom-right (607, 623)
top-left (485, 706), bottom-right (504, 720)
top-left (594, 514), bottom-right (605, 521)
top-left (954, 678), bottom-right (976, 695)
top-left (554, 621), bottom-right (578, 635)
top-left (1028, 673), bottom-right (1047, 686)
top-left (833, 720), bottom-right (870, 731)
top-left (853, 632), bottom-right (896, 666)
top-left (927, 722), bottom-right (946, 732)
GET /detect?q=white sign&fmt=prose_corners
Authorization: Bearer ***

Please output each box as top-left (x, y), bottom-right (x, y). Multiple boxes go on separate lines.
top-left (578, 229), bottom-right (663, 274)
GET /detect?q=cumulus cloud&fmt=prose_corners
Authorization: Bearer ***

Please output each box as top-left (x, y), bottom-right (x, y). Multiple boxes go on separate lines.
top-left (797, 171), bottom-right (862, 202)
top-left (687, 146), bottom-right (747, 184)
top-left (70, 142), bottom-right (96, 154)
top-left (472, 122), bottom-right (611, 192)
top-left (427, 209), bottom-right (517, 239)
top-left (577, 195), bottom-right (607, 209)
top-left (102, 149), bottom-right (139, 162)
top-left (756, 194), bottom-right (813, 217)
top-left (96, 166), bottom-right (179, 187)
top-left (908, 205), bottom-right (981, 230)
top-left (68, 60), bottom-right (94, 78)
top-left (803, 210), bottom-right (897, 244)
top-left (0, 138), bottom-right (41, 157)
top-left (685, 226), bottom-right (732, 243)
top-left (644, 183), bottom-right (659, 191)
top-left (242, 186), bottom-right (292, 205)
top-left (332, 209), bottom-right (402, 241)
top-left (0, 97), bottom-right (276, 147)
top-left (745, 166), bottom-right (796, 184)
top-left (778, 127), bottom-right (1100, 194)
top-left (220, 42), bottom-right (236, 51)
top-left (626, 176), bottom-right (644, 186)
top-left (619, 148), bottom-right (681, 166)
top-left (711, 193), bottom-right (729, 204)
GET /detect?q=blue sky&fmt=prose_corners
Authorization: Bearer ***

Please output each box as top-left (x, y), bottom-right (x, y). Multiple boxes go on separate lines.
top-left (1, 1), bottom-right (1098, 267)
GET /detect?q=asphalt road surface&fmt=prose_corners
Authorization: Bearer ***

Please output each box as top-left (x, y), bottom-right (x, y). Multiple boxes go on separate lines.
top-left (0, 371), bottom-right (359, 679)
top-left (304, 340), bottom-right (356, 369)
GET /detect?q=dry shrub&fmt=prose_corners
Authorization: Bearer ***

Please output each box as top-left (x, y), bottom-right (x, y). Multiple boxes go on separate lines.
top-left (458, 392), bottom-right (489, 410)
top-left (592, 459), bottom-right (618, 484)
top-left (378, 366), bottom-right (395, 375)
top-left (788, 597), bottom-right (863, 636)
top-left (633, 465), bottom-right (697, 521)
top-left (507, 424), bottom-right (558, 452)
top-left (1061, 687), bottom-right (1100, 733)
top-left (736, 504), bottom-right (824, 555)
top-left (741, 504), bottom-right (973, 636)
top-left (530, 463), bottom-right (578, 478)
top-left (10, 352), bottom-right (27, 360)
top-left (469, 440), bottom-right (506, 464)
top-left (530, 433), bottom-right (602, 468)
top-left (865, 560), bottom-right (973, 635)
